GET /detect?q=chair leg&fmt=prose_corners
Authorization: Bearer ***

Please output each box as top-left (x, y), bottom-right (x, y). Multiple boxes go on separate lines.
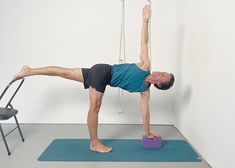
top-left (0, 124), bottom-right (11, 155)
top-left (14, 116), bottom-right (25, 142)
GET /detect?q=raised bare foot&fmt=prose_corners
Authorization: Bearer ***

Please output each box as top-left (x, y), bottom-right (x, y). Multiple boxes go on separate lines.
top-left (90, 141), bottom-right (112, 153)
top-left (13, 65), bottom-right (31, 80)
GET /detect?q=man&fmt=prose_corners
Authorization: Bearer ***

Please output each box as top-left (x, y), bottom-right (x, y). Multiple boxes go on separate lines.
top-left (14, 5), bottom-right (174, 153)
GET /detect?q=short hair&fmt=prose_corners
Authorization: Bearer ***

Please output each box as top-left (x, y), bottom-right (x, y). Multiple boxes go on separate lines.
top-left (154, 73), bottom-right (175, 90)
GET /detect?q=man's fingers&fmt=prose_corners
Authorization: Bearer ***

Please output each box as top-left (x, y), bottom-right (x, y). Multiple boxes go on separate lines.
top-left (147, 134), bottom-right (161, 139)
top-left (143, 5), bottom-right (151, 13)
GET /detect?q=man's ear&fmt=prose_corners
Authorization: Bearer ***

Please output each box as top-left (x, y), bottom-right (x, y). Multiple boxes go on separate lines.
top-left (157, 81), bottom-right (163, 88)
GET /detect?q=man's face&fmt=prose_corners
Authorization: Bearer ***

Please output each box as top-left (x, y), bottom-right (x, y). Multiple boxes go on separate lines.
top-left (152, 71), bottom-right (171, 86)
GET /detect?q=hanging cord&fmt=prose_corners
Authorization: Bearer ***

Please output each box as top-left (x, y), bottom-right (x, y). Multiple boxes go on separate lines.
top-left (147, 0), bottom-right (152, 70)
top-left (117, 0), bottom-right (126, 114)
top-left (119, 0), bottom-right (126, 64)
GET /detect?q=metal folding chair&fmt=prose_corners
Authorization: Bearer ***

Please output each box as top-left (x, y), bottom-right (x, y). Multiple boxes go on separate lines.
top-left (0, 77), bottom-right (25, 155)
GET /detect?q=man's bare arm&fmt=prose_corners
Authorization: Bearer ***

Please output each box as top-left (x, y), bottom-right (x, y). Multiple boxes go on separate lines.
top-left (140, 90), bottom-right (161, 138)
top-left (139, 5), bottom-right (151, 71)
top-left (140, 90), bottom-right (151, 135)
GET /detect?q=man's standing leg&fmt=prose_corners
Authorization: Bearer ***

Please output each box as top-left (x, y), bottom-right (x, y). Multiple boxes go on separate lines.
top-left (87, 87), bottom-right (112, 153)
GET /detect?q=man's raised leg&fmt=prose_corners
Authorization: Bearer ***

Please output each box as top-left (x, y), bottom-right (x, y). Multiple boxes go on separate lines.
top-left (87, 87), bottom-right (112, 153)
top-left (13, 65), bottom-right (84, 82)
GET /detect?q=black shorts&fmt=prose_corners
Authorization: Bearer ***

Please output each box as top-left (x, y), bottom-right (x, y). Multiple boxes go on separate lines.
top-left (82, 64), bottom-right (112, 93)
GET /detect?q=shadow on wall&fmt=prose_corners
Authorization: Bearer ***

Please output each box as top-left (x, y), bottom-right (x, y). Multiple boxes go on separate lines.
top-left (174, 85), bottom-right (193, 125)
top-left (177, 85), bottom-right (192, 110)
top-left (174, 23), bottom-right (193, 118)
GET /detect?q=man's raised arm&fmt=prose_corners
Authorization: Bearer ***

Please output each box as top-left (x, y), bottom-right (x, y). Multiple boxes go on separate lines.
top-left (140, 5), bottom-right (151, 71)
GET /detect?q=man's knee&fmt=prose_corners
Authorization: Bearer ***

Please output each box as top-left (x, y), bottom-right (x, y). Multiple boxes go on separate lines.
top-left (89, 102), bottom-right (102, 113)
top-left (89, 88), bottom-right (103, 110)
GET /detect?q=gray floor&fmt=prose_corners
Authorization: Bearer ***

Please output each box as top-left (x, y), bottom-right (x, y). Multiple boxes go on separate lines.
top-left (0, 124), bottom-right (212, 168)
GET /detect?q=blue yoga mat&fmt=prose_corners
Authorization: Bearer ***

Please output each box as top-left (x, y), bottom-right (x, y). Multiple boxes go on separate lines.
top-left (38, 139), bottom-right (202, 162)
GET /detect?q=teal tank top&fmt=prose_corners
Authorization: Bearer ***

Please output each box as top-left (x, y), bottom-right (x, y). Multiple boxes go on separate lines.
top-left (110, 63), bottom-right (150, 93)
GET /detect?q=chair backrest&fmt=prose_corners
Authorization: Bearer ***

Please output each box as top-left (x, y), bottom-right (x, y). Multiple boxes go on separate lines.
top-left (0, 78), bottom-right (25, 109)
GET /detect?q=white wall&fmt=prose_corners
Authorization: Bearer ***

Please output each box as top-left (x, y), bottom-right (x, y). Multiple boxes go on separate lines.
top-left (0, 0), bottom-right (178, 124)
top-left (175, 0), bottom-right (235, 168)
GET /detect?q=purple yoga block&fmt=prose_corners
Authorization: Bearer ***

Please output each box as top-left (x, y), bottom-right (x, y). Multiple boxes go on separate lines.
top-left (142, 135), bottom-right (162, 148)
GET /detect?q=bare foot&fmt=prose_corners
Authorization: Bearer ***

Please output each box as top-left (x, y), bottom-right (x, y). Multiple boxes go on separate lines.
top-left (13, 65), bottom-right (31, 80)
top-left (90, 141), bottom-right (112, 153)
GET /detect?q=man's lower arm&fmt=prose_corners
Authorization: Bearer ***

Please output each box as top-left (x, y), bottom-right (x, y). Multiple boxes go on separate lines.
top-left (143, 112), bottom-right (150, 135)
top-left (141, 21), bottom-right (149, 45)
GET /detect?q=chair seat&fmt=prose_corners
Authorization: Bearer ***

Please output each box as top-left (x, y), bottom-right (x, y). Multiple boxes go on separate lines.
top-left (0, 107), bottom-right (18, 120)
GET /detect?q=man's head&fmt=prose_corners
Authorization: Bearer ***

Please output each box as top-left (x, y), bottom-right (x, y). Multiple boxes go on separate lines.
top-left (146, 71), bottom-right (175, 90)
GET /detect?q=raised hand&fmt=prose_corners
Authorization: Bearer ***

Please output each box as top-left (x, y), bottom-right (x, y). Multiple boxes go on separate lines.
top-left (142, 5), bottom-right (151, 23)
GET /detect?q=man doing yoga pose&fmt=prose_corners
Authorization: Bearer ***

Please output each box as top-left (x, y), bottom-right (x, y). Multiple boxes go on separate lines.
top-left (14, 5), bottom-right (174, 153)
